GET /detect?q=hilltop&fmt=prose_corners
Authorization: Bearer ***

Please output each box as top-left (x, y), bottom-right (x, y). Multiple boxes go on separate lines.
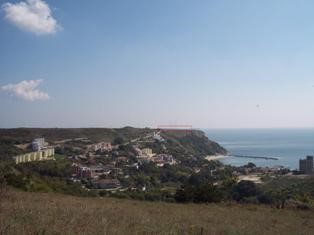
top-left (1, 190), bottom-right (314, 235)
top-left (0, 127), bottom-right (226, 158)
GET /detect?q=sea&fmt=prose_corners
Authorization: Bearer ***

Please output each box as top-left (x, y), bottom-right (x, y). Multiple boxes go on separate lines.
top-left (205, 128), bottom-right (314, 170)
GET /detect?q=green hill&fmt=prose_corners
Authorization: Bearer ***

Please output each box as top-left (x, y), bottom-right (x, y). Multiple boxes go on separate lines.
top-left (0, 127), bottom-right (227, 159)
top-left (0, 127), bottom-right (151, 143)
top-left (1, 190), bottom-right (313, 235)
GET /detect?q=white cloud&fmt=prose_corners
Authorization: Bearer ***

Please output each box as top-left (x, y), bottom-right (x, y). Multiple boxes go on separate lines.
top-left (1, 79), bottom-right (50, 101)
top-left (2, 0), bottom-right (60, 35)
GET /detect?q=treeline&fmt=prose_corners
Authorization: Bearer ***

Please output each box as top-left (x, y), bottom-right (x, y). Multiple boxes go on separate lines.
top-left (174, 180), bottom-right (262, 203)
top-left (0, 139), bottom-right (25, 160)
top-left (1, 155), bottom-right (314, 209)
top-left (174, 178), bottom-right (314, 209)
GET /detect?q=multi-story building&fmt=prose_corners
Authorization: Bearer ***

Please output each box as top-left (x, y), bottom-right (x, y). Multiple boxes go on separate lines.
top-left (32, 138), bottom-right (45, 151)
top-left (14, 148), bottom-right (55, 164)
top-left (72, 163), bottom-right (111, 179)
top-left (299, 156), bottom-right (313, 174)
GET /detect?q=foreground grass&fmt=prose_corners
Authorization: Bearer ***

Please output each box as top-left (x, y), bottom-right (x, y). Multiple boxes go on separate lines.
top-left (1, 190), bottom-right (314, 235)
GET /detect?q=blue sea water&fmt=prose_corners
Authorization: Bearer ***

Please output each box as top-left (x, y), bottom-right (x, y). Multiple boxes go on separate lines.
top-left (205, 128), bottom-right (314, 169)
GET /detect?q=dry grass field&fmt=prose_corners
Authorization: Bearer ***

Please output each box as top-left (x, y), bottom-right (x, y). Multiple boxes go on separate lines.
top-left (1, 190), bottom-right (314, 235)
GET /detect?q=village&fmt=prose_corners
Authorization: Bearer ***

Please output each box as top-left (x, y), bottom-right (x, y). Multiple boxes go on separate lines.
top-left (70, 137), bottom-right (177, 191)
top-left (12, 128), bottom-right (310, 194)
top-left (13, 131), bottom-right (180, 191)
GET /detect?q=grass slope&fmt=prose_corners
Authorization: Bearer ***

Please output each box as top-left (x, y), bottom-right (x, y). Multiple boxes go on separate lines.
top-left (1, 190), bottom-right (314, 235)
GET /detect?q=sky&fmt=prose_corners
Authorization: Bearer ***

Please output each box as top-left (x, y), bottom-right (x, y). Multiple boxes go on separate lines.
top-left (1, 0), bottom-right (314, 129)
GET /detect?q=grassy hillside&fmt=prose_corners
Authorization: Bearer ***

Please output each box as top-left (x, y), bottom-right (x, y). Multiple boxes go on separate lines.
top-left (162, 130), bottom-right (227, 156)
top-left (1, 190), bottom-right (314, 235)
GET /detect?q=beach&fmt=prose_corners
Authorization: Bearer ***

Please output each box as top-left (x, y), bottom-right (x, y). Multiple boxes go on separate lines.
top-left (205, 155), bottom-right (228, 161)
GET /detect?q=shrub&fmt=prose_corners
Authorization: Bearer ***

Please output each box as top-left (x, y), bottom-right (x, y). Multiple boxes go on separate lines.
top-left (232, 181), bottom-right (259, 202)
top-left (175, 184), bottom-right (223, 203)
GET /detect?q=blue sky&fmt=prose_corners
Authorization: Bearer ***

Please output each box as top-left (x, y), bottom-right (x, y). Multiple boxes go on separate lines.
top-left (1, 0), bottom-right (314, 128)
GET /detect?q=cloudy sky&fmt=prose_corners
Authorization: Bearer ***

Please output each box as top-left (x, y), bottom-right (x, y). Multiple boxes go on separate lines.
top-left (1, 0), bottom-right (314, 128)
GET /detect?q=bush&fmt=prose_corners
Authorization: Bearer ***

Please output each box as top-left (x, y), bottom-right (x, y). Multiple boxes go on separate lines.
top-left (232, 181), bottom-right (259, 202)
top-left (175, 184), bottom-right (223, 203)
top-left (113, 137), bottom-right (124, 145)
top-left (257, 193), bottom-right (273, 204)
top-left (193, 184), bottom-right (222, 203)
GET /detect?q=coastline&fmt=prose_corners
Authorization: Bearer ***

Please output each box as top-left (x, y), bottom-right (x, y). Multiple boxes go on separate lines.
top-left (205, 155), bottom-right (228, 161)
top-left (205, 129), bottom-right (314, 169)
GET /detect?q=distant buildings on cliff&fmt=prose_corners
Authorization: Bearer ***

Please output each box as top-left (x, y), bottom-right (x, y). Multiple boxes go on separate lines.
top-left (87, 142), bottom-right (112, 152)
top-left (134, 147), bottom-right (176, 167)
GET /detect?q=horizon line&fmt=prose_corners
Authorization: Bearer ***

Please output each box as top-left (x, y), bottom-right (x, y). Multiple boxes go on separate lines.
top-left (1, 126), bottom-right (314, 130)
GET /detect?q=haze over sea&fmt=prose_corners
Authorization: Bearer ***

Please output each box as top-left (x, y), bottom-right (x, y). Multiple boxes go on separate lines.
top-left (205, 128), bottom-right (314, 169)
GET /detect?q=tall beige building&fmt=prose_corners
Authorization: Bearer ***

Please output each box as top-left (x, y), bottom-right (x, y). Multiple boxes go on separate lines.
top-left (14, 148), bottom-right (55, 164)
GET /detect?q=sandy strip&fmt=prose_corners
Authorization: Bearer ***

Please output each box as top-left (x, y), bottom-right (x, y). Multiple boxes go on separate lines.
top-left (238, 175), bottom-right (262, 184)
top-left (205, 155), bottom-right (228, 161)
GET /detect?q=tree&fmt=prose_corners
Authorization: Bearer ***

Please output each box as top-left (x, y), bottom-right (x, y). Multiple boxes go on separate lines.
top-left (188, 172), bottom-right (213, 186)
top-left (245, 162), bottom-right (256, 168)
top-left (270, 188), bottom-right (292, 209)
top-left (113, 137), bottom-right (124, 145)
top-left (193, 184), bottom-right (223, 203)
top-left (221, 177), bottom-right (237, 200)
top-left (232, 180), bottom-right (259, 202)
top-left (175, 184), bottom-right (223, 203)
top-left (175, 185), bottom-right (194, 203)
